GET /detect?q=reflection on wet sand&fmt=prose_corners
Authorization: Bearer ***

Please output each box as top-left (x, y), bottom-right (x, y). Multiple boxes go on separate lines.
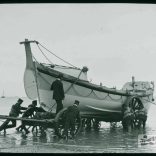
top-left (0, 123), bottom-right (155, 153)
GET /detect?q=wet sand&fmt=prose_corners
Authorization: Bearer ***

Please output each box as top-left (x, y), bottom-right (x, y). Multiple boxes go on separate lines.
top-left (0, 127), bottom-right (156, 153)
top-left (0, 144), bottom-right (74, 153)
top-left (0, 142), bottom-right (155, 153)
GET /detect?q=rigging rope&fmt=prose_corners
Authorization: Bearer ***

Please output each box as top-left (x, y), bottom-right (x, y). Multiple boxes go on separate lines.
top-left (32, 55), bottom-right (125, 101)
top-left (47, 70), bottom-right (84, 112)
top-left (72, 86), bottom-right (93, 97)
top-left (32, 43), bottom-right (147, 105)
top-left (64, 70), bottom-right (83, 94)
top-left (92, 90), bottom-right (109, 100)
top-left (108, 94), bottom-right (123, 101)
top-left (32, 54), bottom-right (84, 111)
top-left (33, 54), bottom-right (84, 95)
top-left (142, 98), bottom-right (156, 106)
top-left (36, 42), bottom-right (78, 69)
top-left (32, 55), bottom-right (151, 104)
top-left (32, 56), bottom-right (53, 85)
top-left (36, 43), bottom-right (54, 65)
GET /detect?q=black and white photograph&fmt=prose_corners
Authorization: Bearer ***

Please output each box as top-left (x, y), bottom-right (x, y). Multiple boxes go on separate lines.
top-left (0, 3), bottom-right (156, 153)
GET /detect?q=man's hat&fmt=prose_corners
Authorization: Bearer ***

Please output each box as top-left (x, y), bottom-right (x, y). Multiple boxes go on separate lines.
top-left (18, 98), bottom-right (23, 103)
top-left (74, 100), bottom-right (80, 105)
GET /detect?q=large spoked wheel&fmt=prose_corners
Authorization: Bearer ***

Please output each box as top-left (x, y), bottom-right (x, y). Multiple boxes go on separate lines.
top-left (122, 96), bottom-right (144, 130)
top-left (123, 96), bottom-right (144, 129)
top-left (130, 97), bottom-right (144, 112)
top-left (130, 97), bottom-right (144, 128)
top-left (54, 108), bottom-right (82, 138)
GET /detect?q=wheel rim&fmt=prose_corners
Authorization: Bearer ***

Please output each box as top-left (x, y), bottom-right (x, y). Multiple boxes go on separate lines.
top-left (129, 97), bottom-right (144, 128)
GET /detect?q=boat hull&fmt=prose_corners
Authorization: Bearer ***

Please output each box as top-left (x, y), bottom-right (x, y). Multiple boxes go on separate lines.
top-left (24, 66), bottom-right (152, 122)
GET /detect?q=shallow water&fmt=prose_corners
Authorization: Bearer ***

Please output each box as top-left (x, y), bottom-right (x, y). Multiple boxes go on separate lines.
top-left (0, 97), bottom-right (156, 153)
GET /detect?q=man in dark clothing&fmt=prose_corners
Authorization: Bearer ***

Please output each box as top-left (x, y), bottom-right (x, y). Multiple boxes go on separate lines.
top-left (64, 100), bottom-right (80, 139)
top-left (16, 100), bottom-right (38, 134)
top-left (135, 107), bottom-right (147, 129)
top-left (51, 73), bottom-right (65, 114)
top-left (0, 98), bottom-right (24, 133)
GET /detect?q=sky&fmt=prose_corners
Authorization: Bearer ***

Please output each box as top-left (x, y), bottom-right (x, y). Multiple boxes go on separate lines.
top-left (0, 3), bottom-right (156, 97)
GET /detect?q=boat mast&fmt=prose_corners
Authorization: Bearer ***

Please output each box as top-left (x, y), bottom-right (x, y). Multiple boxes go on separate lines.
top-left (20, 39), bottom-right (38, 69)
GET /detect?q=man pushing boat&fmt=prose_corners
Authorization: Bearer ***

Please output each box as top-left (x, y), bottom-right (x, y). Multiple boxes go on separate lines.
top-left (0, 98), bottom-right (25, 133)
top-left (16, 100), bottom-right (38, 134)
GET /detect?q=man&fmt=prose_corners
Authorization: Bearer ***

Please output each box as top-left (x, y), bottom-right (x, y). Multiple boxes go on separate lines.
top-left (16, 100), bottom-right (38, 134)
top-left (135, 107), bottom-right (147, 129)
top-left (64, 100), bottom-right (81, 139)
top-left (122, 107), bottom-right (134, 131)
top-left (51, 73), bottom-right (65, 114)
top-left (0, 98), bottom-right (24, 133)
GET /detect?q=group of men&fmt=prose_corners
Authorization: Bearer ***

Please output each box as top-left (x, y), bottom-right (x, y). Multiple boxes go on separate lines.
top-left (0, 99), bottom-right (40, 134)
top-left (0, 73), bottom-right (80, 139)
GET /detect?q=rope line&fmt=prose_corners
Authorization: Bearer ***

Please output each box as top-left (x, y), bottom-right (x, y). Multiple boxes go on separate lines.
top-left (64, 70), bottom-right (83, 94)
top-left (108, 94), bottom-right (123, 101)
top-left (48, 68), bottom-right (83, 111)
top-left (33, 54), bottom-right (84, 111)
top-left (92, 90), bottom-right (108, 100)
top-left (32, 45), bottom-right (155, 106)
top-left (32, 56), bottom-right (151, 105)
top-left (36, 43), bottom-right (54, 65)
top-left (34, 42), bottom-right (125, 101)
top-left (37, 42), bottom-right (78, 69)
top-left (142, 98), bottom-right (156, 105)
top-left (38, 72), bottom-right (51, 85)
top-left (48, 102), bottom-right (57, 112)
top-left (32, 58), bottom-right (124, 101)
top-left (92, 90), bottom-right (123, 101)
top-left (72, 86), bottom-right (93, 97)
top-left (32, 55), bottom-right (52, 85)
top-left (33, 55), bottom-right (85, 111)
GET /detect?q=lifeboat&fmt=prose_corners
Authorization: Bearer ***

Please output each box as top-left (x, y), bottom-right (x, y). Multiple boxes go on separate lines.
top-left (20, 39), bottom-right (154, 123)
